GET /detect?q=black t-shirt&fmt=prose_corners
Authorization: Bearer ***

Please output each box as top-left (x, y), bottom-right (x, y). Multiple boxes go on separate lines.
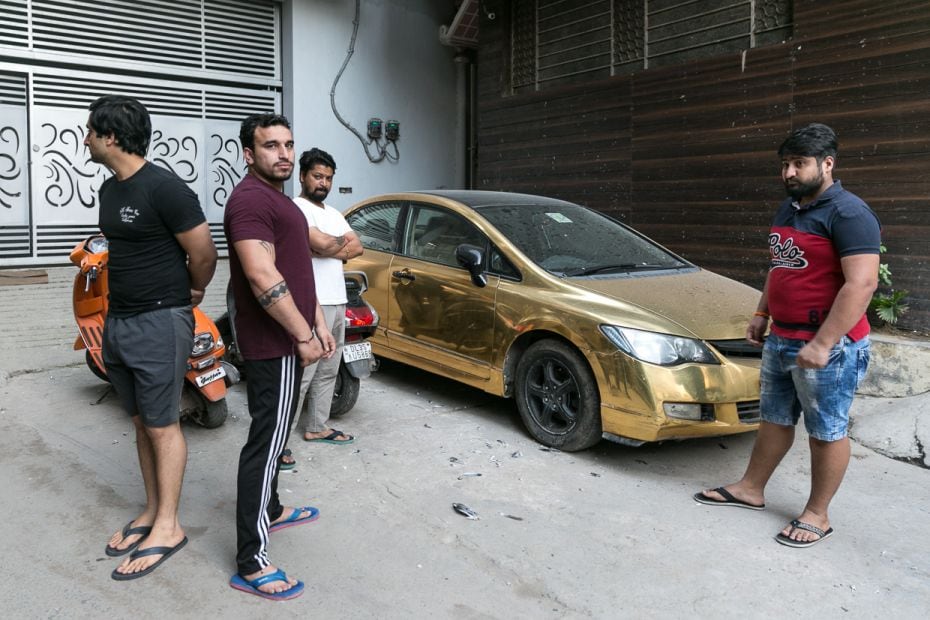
top-left (98, 162), bottom-right (206, 316)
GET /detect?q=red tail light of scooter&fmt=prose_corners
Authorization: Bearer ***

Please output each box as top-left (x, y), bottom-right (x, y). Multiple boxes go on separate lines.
top-left (345, 304), bottom-right (376, 328)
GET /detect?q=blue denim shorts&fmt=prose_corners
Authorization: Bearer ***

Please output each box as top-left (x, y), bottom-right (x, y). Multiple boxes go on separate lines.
top-left (760, 334), bottom-right (871, 441)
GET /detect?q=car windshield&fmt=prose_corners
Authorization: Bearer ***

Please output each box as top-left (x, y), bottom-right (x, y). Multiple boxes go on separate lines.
top-left (476, 202), bottom-right (689, 276)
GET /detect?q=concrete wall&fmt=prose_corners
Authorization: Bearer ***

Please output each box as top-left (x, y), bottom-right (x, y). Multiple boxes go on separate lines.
top-left (282, 0), bottom-right (465, 208)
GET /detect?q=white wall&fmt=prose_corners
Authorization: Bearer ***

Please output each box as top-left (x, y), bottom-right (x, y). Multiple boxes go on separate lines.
top-left (282, 0), bottom-right (465, 210)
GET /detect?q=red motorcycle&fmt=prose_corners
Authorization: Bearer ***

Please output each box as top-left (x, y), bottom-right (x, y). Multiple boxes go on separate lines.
top-left (70, 234), bottom-right (237, 428)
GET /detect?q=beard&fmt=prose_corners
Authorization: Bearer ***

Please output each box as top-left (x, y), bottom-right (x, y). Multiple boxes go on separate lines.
top-left (308, 187), bottom-right (330, 202)
top-left (262, 162), bottom-right (293, 182)
top-left (785, 171), bottom-right (823, 200)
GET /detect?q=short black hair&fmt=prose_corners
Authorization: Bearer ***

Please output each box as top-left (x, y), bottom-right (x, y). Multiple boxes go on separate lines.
top-left (239, 113), bottom-right (291, 151)
top-left (88, 95), bottom-right (152, 157)
top-left (778, 123), bottom-right (838, 162)
top-left (298, 148), bottom-right (337, 175)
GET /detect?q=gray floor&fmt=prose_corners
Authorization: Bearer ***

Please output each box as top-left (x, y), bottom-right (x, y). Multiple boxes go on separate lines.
top-left (1, 263), bottom-right (928, 618)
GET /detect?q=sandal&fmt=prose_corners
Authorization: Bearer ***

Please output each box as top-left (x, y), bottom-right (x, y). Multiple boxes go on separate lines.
top-left (279, 448), bottom-right (296, 470)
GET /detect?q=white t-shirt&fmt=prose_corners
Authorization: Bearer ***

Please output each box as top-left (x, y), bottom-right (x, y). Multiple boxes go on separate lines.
top-left (293, 196), bottom-right (351, 305)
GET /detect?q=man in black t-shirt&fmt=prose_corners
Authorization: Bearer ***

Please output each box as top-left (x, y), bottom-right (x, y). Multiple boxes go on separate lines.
top-left (84, 95), bottom-right (217, 580)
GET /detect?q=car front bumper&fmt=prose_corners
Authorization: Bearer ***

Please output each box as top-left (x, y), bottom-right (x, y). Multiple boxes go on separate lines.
top-left (593, 350), bottom-right (761, 443)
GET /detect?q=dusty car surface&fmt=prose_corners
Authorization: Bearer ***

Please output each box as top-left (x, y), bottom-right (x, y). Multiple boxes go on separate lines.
top-left (344, 190), bottom-right (762, 451)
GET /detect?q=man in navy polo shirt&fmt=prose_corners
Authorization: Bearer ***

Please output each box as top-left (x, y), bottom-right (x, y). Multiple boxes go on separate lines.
top-left (694, 123), bottom-right (880, 548)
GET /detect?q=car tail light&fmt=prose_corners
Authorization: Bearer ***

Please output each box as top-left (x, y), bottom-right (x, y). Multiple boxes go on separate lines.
top-left (345, 304), bottom-right (376, 328)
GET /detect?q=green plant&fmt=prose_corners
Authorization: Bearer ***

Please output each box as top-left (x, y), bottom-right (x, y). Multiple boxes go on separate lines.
top-left (870, 290), bottom-right (909, 324)
top-left (877, 244), bottom-right (892, 286)
top-left (869, 243), bottom-right (909, 325)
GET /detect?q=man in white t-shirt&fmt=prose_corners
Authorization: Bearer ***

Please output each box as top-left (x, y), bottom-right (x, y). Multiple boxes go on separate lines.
top-left (281, 148), bottom-right (363, 466)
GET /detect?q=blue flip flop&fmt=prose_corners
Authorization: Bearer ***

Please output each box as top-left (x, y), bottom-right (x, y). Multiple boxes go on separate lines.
top-left (111, 536), bottom-right (188, 581)
top-left (105, 521), bottom-right (153, 557)
top-left (230, 569), bottom-right (304, 601)
top-left (269, 505), bottom-right (320, 533)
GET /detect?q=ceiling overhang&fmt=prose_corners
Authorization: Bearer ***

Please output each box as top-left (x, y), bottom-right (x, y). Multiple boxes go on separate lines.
top-left (439, 0), bottom-right (478, 49)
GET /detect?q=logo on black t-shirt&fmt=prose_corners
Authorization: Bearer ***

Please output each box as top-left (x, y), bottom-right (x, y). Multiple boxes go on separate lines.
top-left (769, 232), bottom-right (808, 270)
top-left (120, 206), bottom-right (140, 223)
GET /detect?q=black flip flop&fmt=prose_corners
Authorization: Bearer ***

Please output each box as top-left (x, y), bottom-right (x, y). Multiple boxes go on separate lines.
top-left (111, 536), bottom-right (188, 581)
top-left (279, 448), bottom-right (296, 470)
top-left (693, 486), bottom-right (765, 510)
top-left (774, 519), bottom-right (834, 548)
top-left (105, 521), bottom-right (153, 557)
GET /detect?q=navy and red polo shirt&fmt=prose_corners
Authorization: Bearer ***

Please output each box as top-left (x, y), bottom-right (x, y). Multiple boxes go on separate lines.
top-left (767, 180), bottom-right (881, 342)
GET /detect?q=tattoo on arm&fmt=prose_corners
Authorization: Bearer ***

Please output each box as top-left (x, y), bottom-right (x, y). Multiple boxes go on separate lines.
top-left (334, 235), bottom-right (346, 247)
top-left (258, 281), bottom-right (290, 308)
top-left (259, 241), bottom-right (274, 254)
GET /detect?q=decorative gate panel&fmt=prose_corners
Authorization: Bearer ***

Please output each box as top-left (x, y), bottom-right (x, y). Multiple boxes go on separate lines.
top-left (0, 0), bottom-right (281, 267)
top-left (0, 71), bottom-right (29, 258)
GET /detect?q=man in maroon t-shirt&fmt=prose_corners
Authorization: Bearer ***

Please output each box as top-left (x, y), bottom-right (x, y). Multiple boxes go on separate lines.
top-left (223, 113), bottom-right (335, 601)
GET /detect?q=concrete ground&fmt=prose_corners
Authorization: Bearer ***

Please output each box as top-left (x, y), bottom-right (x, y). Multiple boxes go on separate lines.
top-left (1, 264), bottom-right (929, 618)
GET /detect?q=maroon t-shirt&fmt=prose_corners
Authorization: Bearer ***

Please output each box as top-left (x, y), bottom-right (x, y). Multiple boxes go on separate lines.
top-left (224, 174), bottom-right (316, 360)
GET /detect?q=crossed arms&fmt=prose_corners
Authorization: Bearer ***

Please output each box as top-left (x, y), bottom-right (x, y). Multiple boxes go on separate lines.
top-left (308, 227), bottom-right (363, 262)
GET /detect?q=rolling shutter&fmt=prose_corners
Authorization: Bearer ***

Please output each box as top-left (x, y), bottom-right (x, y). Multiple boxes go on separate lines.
top-left (0, 0), bottom-right (281, 265)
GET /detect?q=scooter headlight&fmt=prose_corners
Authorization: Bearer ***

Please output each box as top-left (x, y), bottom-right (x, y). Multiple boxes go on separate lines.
top-left (86, 236), bottom-right (109, 254)
top-left (191, 332), bottom-right (216, 357)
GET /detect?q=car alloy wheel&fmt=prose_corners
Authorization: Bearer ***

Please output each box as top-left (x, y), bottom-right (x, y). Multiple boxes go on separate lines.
top-left (515, 339), bottom-right (601, 451)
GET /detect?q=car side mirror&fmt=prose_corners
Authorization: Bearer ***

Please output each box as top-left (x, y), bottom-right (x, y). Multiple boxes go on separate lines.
top-left (455, 244), bottom-right (487, 288)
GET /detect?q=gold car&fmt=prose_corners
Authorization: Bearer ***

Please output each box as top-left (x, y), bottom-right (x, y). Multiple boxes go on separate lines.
top-left (344, 191), bottom-right (762, 451)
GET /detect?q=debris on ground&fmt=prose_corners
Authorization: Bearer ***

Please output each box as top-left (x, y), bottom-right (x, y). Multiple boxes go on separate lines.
top-left (452, 503), bottom-right (479, 520)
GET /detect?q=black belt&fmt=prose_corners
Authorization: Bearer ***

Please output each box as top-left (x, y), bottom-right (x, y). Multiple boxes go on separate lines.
top-left (772, 319), bottom-right (819, 332)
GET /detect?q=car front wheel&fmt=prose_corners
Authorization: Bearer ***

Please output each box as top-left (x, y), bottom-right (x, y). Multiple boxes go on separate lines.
top-left (515, 339), bottom-right (602, 451)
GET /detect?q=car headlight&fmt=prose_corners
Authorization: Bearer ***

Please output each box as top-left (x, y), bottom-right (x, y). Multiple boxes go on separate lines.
top-left (191, 332), bottom-right (216, 357)
top-left (599, 325), bottom-right (719, 366)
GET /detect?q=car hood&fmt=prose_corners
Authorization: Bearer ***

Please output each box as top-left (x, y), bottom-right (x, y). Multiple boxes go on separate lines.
top-left (571, 268), bottom-right (760, 340)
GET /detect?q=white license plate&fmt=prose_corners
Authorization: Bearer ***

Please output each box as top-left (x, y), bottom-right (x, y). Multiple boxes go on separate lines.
top-left (343, 341), bottom-right (372, 363)
top-left (194, 365), bottom-right (226, 388)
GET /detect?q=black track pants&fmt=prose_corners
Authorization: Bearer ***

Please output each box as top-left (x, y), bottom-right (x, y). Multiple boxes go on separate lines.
top-left (235, 354), bottom-right (302, 575)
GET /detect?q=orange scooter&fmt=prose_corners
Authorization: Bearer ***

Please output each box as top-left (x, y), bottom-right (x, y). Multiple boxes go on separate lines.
top-left (70, 234), bottom-right (238, 428)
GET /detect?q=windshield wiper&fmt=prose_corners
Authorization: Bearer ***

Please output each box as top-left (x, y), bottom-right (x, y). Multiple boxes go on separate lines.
top-left (562, 263), bottom-right (672, 277)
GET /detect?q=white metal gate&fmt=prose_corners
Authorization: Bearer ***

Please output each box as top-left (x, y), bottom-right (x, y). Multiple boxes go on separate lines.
top-left (0, 0), bottom-right (282, 265)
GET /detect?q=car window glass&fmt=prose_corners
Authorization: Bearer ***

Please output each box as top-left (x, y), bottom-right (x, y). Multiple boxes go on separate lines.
top-left (489, 245), bottom-right (519, 279)
top-left (346, 202), bottom-right (402, 252)
top-left (405, 205), bottom-right (485, 268)
top-left (477, 202), bottom-right (688, 276)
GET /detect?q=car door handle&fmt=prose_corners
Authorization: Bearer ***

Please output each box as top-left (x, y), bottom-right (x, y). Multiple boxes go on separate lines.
top-left (392, 270), bottom-right (416, 281)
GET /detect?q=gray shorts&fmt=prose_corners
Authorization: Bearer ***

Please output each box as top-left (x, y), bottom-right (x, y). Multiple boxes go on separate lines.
top-left (103, 306), bottom-right (194, 428)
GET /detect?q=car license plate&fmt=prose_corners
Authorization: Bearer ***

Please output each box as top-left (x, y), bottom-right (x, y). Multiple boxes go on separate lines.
top-left (194, 365), bottom-right (226, 388)
top-left (343, 342), bottom-right (372, 363)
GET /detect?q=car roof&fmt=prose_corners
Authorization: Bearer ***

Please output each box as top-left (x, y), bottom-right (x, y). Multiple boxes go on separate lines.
top-left (407, 190), bottom-right (578, 210)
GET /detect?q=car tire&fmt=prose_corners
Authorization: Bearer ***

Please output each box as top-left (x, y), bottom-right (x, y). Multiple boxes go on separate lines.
top-left (515, 339), bottom-right (601, 451)
top-left (329, 361), bottom-right (360, 418)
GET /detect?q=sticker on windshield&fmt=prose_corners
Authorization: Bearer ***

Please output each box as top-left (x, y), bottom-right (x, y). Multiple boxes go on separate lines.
top-left (546, 212), bottom-right (572, 223)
